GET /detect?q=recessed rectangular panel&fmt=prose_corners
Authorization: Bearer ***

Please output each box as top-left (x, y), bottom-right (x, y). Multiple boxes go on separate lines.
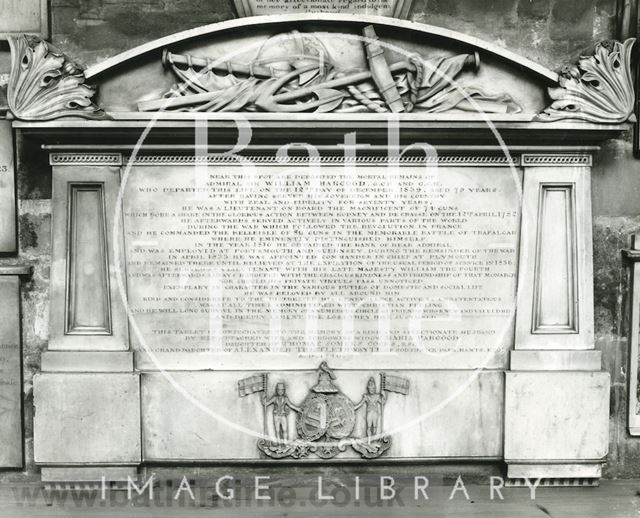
top-left (66, 184), bottom-right (111, 334)
top-left (0, 276), bottom-right (23, 468)
top-left (49, 164), bottom-right (128, 352)
top-left (515, 165), bottom-right (593, 350)
top-left (0, 120), bottom-right (16, 254)
top-left (532, 184), bottom-right (577, 333)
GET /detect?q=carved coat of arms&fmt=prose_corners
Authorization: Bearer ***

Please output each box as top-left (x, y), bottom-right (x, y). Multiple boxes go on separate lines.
top-left (237, 362), bottom-right (409, 459)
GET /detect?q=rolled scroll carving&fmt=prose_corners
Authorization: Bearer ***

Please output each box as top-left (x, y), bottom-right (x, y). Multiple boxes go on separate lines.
top-left (7, 35), bottom-right (105, 121)
top-left (537, 38), bottom-right (636, 124)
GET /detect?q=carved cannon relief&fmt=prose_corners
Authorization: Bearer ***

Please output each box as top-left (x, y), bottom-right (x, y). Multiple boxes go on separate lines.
top-left (138, 25), bottom-right (521, 114)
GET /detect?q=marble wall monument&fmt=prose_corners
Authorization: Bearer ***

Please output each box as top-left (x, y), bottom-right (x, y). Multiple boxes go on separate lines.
top-left (1, 13), bottom-right (636, 483)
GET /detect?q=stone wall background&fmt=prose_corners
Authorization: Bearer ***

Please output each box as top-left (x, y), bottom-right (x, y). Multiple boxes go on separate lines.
top-left (1, 0), bottom-right (640, 478)
top-left (0, 0), bottom-right (624, 70)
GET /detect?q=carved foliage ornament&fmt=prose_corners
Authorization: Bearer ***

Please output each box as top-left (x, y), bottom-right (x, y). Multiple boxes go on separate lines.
top-left (7, 35), bottom-right (105, 121)
top-left (537, 38), bottom-right (637, 124)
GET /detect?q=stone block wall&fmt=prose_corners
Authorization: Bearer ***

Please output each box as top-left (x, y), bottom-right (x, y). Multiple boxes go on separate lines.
top-left (50, 0), bottom-right (235, 65)
top-left (411, 0), bottom-right (617, 69)
top-left (592, 140), bottom-right (640, 478)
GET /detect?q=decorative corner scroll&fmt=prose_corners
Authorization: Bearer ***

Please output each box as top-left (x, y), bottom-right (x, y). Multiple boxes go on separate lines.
top-left (237, 362), bottom-right (409, 460)
top-left (537, 38), bottom-right (636, 124)
top-left (7, 35), bottom-right (106, 121)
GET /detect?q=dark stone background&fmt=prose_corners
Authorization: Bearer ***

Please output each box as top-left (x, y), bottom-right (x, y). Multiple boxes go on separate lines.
top-left (1, 0), bottom-right (640, 479)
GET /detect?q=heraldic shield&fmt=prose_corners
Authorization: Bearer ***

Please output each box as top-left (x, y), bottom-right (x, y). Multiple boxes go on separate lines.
top-left (237, 362), bottom-right (410, 460)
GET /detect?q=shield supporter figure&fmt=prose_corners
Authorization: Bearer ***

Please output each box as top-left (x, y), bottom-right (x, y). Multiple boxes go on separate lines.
top-left (263, 382), bottom-right (301, 443)
top-left (355, 377), bottom-right (387, 442)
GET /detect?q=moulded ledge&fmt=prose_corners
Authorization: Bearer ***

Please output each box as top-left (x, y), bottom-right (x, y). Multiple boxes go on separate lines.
top-left (0, 264), bottom-right (33, 276)
top-left (509, 350), bottom-right (602, 371)
top-left (507, 462), bottom-right (603, 480)
top-left (41, 351), bottom-right (134, 373)
top-left (41, 466), bottom-right (138, 483)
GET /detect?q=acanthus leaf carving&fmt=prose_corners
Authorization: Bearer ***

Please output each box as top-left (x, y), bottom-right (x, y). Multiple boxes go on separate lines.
top-left (537, 38), bottom-right (636, 124)
top-left (7, 35), bottom-right (106, 121)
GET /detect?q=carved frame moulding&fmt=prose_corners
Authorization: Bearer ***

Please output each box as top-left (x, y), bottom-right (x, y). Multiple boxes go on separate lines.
top-left (44, 149), bottom-right (598, 163)
top-left (118, 153), bottom-right (523, 166)
top-left (12, 120), bottom-right (629, 154)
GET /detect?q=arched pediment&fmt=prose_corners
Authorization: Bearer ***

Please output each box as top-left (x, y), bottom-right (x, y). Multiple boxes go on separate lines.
top-left (88, 14), bottom-right (554, 116)
top-left (84, 14), bottom-right (559, 83)
top-left (5, 14), bottom-right (636, 125)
